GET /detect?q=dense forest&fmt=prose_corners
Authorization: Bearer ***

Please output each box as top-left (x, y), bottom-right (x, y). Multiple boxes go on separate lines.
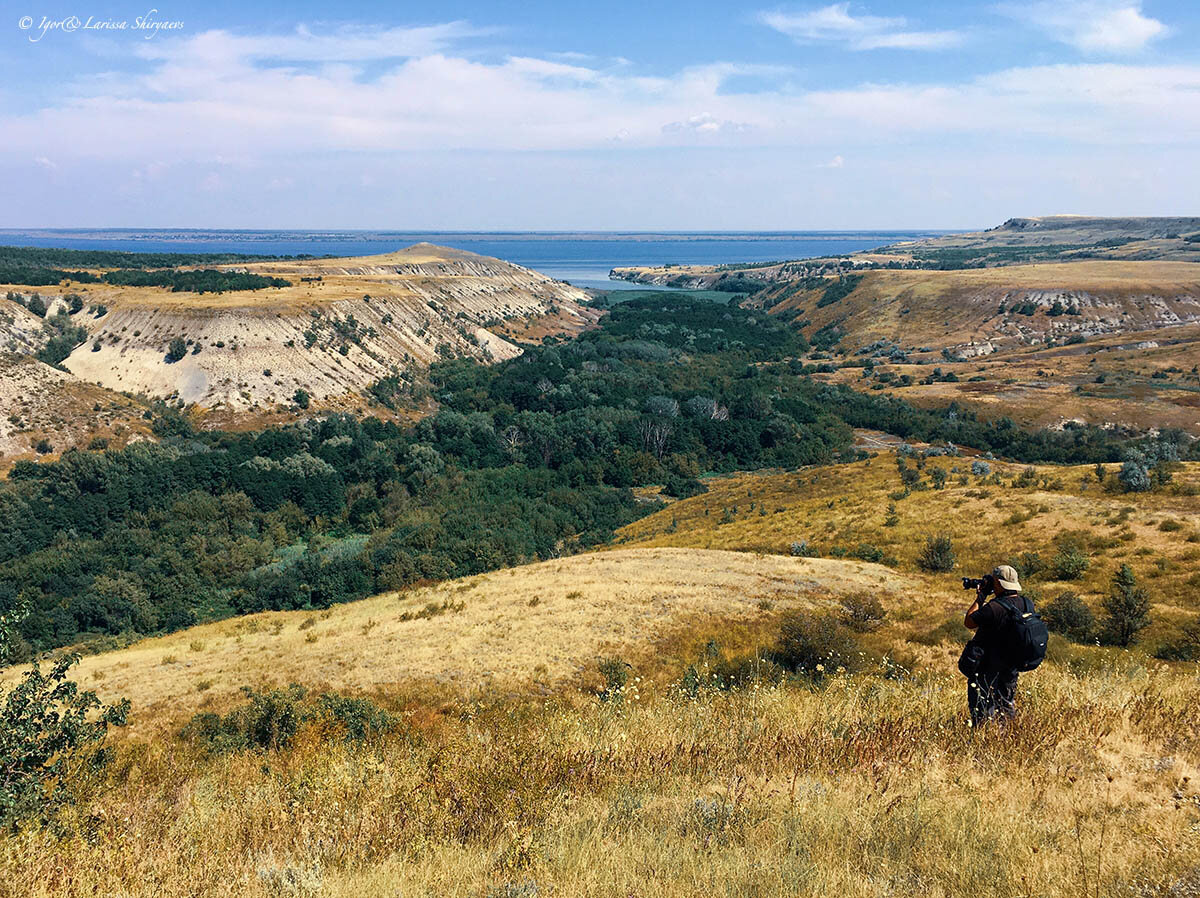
top-left (0, 245), bottom-right (296, 292)
top-left (0, 294), bottom-right (1180, 659)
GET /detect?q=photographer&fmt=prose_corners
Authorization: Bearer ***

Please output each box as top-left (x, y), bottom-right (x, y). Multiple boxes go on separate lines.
top-left (960, 564), bottom-right (1047, 726)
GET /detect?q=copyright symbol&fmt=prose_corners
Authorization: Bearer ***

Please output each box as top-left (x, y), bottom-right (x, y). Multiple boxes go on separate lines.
top-left (18, 16), bottom-right (32, 29)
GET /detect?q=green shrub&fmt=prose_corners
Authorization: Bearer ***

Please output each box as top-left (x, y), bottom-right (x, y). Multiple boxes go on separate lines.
top-left (1052, 546), bottom-right (1090, 581)
top-left (1041, 591), bottom-right (1095, 642)
top-left (1153, 618), bottom-right (1200, 662)
top-left (1009, 551), bottom-right (1044, 580)
top-left (917, 534), bottom-right (956, 572)
top-left (850, 543), bottom-right (884, 563)
top-left (165, 337), bottom-right (187, 363)
top-left (1, 607), bottom-right (129, 830)
top-left (181, 685), bottom-right (392, 754)
top-left (597, 657), bottom-right (630, 703)
top-left (770, 611), bottom-right (862, 677)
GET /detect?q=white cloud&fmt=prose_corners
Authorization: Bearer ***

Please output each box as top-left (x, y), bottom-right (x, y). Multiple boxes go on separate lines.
top-left (818, 154), bottom-right (845, 168)
top-left (759, 3), bottom-right (964, 50)
top-left (136, 21), bottom-right (486, 63)
top-left (1, 22), bottom-right (1197, 176)
top-left (1003, 1), bottom-right (1169, 53)
top-left (662, 112), bottom-right (751, 135)
top-left (33, 155), bottom-right (57, 171)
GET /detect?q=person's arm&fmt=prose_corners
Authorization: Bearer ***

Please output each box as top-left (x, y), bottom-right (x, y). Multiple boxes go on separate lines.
top-left (964, 586), bottom-right (988, 630)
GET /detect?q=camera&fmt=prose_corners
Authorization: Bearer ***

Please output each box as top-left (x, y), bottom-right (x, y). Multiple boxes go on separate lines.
top-left (962, 574), bottom-right (993, 591)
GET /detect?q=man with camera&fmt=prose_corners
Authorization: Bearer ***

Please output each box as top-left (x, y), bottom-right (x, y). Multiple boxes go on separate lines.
top-left (960, 564), bottom-right (1048, 726)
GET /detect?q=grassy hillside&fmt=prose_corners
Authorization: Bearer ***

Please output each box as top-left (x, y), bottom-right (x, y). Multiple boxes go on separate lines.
top-left (55, 547), bottom-right (894, 732)
top-left (2, 535), bottom-right (1197, 897)
top-left (617, 453), bottom-right (1200, 648)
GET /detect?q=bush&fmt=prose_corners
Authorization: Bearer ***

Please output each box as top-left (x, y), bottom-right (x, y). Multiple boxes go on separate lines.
top-left (662, 475), bottom-right (707, 499)
top-left (181, 685), bottom-right (392, 754)
top-left (597, 657), bottom-right (630, 703)
top-left (770, 611), bottom-right (862, 677)
top-left (917, 534), bottom-right (956, 572)
top-left (850, 543), bottom-right (884, 563)
top-left (1099, 565), bottom-right (1151, 646)
top-left (1009, 551), bottom-right (1044, 580)
top-left (1041, 591), bottom-right (1095, 642)
top-left (839, 592), bottom-right (887, 632)
top-left (293, 388), bottom-right (311, 410)
top-left (1052, 546), bottom-right (1090, 581)
top-left (1118, 461), bottom-right (1151, 492)
top-left (790, 540), bottom-right (816, 558)
top-left (971, 460), bottom-right (991, 477)
top-left (1, 606), bottom-right (129, 829)
top-left (1154, 618), bottom-right (1200, 662)
top-left (165, 337), bottom-right (188, 363)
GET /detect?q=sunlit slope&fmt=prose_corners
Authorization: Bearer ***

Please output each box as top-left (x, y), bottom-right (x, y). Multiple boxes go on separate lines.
top-left (616, 455), bottom-right (1200, 639)
top-left (67, 547), bottom-right (897, 727)
top-left (766, 261), bottom-right (1200, 350)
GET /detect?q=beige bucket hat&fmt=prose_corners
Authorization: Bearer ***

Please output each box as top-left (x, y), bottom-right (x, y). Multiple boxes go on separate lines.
top-left (992, 564), bottom-right (1022, 592)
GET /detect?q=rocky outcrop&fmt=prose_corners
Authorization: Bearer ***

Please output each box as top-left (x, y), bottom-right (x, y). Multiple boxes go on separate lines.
top-left (0, 243), bottom-right (595, 422)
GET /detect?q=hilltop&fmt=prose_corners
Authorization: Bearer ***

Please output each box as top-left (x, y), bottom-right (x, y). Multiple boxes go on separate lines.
top-left (0, 243), bottom-right (596, 457)
top-left (896, 215), bottom-right (1200, 261)
top-left (60, 547), bottom-right (894, 732)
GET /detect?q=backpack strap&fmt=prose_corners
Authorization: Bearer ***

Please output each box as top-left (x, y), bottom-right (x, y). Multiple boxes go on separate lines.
top-left (994, 595), bottom-right (1032, 616)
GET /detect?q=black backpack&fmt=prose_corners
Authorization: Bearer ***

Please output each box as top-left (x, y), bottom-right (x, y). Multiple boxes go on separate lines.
top-left (992, 595), bottom-right (1049, 672)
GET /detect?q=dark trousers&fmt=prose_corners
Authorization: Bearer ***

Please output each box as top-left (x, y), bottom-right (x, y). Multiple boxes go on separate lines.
top-left (968, 665), bottom-right (1018, 726)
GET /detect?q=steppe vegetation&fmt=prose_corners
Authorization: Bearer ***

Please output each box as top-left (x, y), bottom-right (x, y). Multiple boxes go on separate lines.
top-left (3, 258), bottom-right (1200, 895)
top-left (5, 295), bottom-right (1179, 659)
top-left (1, 542), bottom-right (1197, 897)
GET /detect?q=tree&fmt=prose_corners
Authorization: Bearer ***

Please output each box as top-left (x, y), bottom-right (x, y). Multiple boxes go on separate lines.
top-left (1100, 564), bottom-right (1151, 646)
top-left (165, 336), bottom-right (188, 363)
top-left (292, 389), bottom-right (310, 410)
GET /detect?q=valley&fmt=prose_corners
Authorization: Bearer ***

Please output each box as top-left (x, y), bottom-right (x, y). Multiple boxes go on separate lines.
top-left (3, 219), bottom-right (1200, 898)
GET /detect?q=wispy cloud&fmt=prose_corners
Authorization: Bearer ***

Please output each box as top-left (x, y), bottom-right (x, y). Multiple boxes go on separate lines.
top-left (1001, 1), bottom-right (1169, 54)
top-left (759, 3), bottom-right (964, 51)
top-left (136, 21), bottom-right (487, 63)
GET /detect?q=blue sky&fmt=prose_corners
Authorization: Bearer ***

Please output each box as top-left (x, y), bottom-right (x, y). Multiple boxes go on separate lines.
top-left (1, 1), bottom-right (1197, 229)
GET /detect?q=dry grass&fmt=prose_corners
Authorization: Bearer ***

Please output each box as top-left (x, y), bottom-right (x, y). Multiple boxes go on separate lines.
top-left (4, 455), bottom-right (1200, 895)
top-left (2, 652), bottom-right (1197, 897)
top-left (615, 454), bottom-right (1200, 643)
top-left (50, 548), bottom-right (896, 735)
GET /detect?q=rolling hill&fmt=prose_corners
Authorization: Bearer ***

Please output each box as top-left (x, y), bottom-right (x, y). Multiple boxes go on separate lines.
top-left (5, 451), bottom-right (1198, 898)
